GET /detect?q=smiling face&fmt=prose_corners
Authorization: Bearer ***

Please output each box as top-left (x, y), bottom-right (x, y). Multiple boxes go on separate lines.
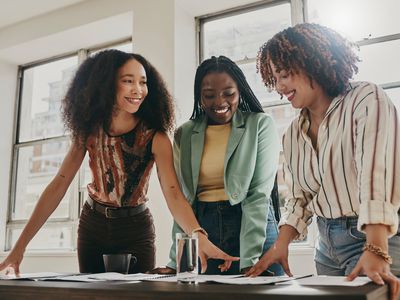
top-left (115, 58), bottom-right (148, 115)
top-left (200, 71), bottom-right (239, 125)
top-left (269, 61), bottom-right (324, 110)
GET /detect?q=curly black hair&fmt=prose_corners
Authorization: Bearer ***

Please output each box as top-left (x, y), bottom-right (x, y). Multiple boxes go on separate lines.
top-left (257, 23), bottom-right (360, 98)
top-left (191, 55), bottom-right (264, 120)
top-left (62, 49), bottom-right (174, 144)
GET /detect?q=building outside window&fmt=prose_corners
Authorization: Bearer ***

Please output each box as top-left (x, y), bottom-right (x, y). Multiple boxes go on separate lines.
top-left (6, 40), bottom-right (132, 252)
top-left (199, 0), bottom-right (399, 246)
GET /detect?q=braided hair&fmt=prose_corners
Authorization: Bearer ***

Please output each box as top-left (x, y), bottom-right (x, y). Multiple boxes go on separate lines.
top-left (257, 23), bottom-right (360, 98)
top-left (191, 55), bottom-right (264, 120)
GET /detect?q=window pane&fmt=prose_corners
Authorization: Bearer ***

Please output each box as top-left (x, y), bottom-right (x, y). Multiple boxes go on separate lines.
top-left (240, 61), bottom-right (285, 106)
top-left (13, 140), bottom-right (71, 220)
top-left (9, 226), bottom-right (73, 250)
top-left (19, 56), bottom-right (78, 142)
top-left (354, 39), bottom-right (400, 85)
top-left (385, 87), bottom-right (400, 112)
top-left (264, 104), bottom-right (306, 242)
top-left (264, 104), bottom-right (298, 142)
top-left (79, 155), bottom-right (92, 207)
top-left (307, 0), bottom-right (400, 41)
top-left (202, 3), bottom-right (291, 61)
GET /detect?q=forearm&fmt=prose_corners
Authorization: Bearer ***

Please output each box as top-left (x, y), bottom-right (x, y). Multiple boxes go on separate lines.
top-left (364, 224), bottom-right (390, 251)
top-left (276, 224), bottom-right (299, 247)
top-left (14, 180), bottom-right (67, 251)
top-left (165, 193), bottom-right (200, 234)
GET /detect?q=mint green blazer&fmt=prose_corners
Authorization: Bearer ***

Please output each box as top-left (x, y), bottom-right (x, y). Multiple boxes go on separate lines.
top-left (167, 110), bottom-right (280, 270)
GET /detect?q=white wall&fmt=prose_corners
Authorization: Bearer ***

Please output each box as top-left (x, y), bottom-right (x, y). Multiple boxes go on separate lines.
top-left (0, 0), bottom-right (315, 275)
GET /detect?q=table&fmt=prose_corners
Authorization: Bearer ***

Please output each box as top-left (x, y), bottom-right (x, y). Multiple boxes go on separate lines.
top-left (0, 279), bottom-right (390, 300)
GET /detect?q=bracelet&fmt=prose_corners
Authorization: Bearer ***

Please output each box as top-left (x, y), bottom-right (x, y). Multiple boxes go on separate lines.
top-left (362, 242), bottom-right (393, 265)
top-left (191, 227), bottom-right (208, 238)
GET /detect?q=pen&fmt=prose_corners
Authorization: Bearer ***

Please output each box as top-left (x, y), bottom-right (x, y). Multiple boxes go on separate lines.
top-left (272, 274), bottom-right (314, 285)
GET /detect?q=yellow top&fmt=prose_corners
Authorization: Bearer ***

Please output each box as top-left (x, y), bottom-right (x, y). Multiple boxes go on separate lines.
top-left (197, 123), bottom-right (231, 201)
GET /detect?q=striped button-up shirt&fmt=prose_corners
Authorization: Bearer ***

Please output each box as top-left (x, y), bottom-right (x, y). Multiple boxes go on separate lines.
top-left (279, 81), bottom-right (400, 238)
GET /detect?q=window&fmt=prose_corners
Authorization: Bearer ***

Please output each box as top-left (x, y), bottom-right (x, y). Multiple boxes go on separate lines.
top-left (199, 0), bottom-right (312, 244)
top-left (307, 0), bottom-right (400, 107)
top-left (7, 40), bottom-right (132, 252)
top-left (199, 0), bottom-right (399, 247)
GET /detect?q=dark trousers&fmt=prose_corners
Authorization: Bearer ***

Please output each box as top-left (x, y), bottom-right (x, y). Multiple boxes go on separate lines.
top-left (195, 200), bottom-right (284, 275)
top-left (77, 202), bottom-right (156, 273)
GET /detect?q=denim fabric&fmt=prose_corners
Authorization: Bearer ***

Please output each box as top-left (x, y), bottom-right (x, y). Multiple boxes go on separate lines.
top-left (77, 202), bottom-right (156, 274)
top-left (263, 207), bottom-right (285, 276)
top-left (315, 216), bottom-right (400, 276)
top-left (195, 200), bottom-right (284, 275)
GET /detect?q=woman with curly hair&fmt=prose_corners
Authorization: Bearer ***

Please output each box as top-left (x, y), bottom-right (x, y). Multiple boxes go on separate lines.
top-left (0, 50), bottom-right (238, 275)
top-left (246, 23), bottom-right (400, 299)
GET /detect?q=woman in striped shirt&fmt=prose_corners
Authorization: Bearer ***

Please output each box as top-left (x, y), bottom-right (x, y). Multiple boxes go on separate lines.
top-left (246, 23), bottom-right (400, 299)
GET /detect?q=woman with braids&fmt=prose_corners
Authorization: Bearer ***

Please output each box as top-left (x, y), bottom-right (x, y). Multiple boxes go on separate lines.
top-left (246, 23), bottom-right (400, 299)
top-left (0, 50), bottom-right (238, 275)
top-left (153, 55), bottom-right (284, 275)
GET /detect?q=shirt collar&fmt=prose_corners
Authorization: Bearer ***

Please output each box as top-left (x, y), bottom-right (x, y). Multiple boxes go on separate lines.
top-left (299, 85), bottom-right (352, 123)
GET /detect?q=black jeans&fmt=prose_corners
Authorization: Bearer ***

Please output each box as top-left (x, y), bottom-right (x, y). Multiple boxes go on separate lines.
top-left (77, 202), bottom-right (156, 273)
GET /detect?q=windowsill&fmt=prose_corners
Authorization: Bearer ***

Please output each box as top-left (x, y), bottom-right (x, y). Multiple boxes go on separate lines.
top-left (289, 243), bottom-right (315, 255)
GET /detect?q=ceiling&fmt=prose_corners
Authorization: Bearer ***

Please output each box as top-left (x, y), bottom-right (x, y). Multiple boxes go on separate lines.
top-left (0, 0), bottom-right (260, 31)
top-left (0, 0), bottom-right (86, 29)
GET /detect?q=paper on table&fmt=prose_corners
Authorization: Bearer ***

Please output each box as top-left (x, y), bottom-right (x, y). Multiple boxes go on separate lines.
top-left (88, 272), bottom-right (174, 282)
top-left (48, 273), bottom-right (106, 282)
top-left (0, 272), bottom-right (67, 280)
top-left (202, 275), bottom-right (303, 285)
top-left (145, 274), bottom-right (302, 285)
top-left (277, 275), bottom-right (371, 286)
top-left (143, 275), bottom-right (178, 282)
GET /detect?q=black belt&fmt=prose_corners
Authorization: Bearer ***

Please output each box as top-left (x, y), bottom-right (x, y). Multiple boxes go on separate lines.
top-left (86, 197), bottom-right (147, 219)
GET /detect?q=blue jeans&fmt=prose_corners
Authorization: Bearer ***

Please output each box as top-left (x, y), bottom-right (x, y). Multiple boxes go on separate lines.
top-left (315, 216), bottom-right (400, 276)
top-left (194, 200), bottom-right (284, 275)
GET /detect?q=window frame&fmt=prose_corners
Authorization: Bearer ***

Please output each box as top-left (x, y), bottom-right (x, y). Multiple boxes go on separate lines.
top-left (197, 0), bottom-right (315, 248)
top-left (304, 0), bottom-right (400, 97)
top-left (197, 0), bottom-right (400, 251)
top-left (5, 38), bottom-right (132, 252)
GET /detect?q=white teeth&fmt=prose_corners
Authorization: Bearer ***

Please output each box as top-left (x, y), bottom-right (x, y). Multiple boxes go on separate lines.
top-left (286, 91), bottom-right (295, 98)
top-left (125, 97), bottom-right (141, 104)
top-left (214, 107), bottom-right (229, 114)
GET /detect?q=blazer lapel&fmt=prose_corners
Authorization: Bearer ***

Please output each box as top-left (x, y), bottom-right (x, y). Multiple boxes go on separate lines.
top-left (225, 111), bottom-right (245, 167)
top-left (190, 116), bottom-right (207, 195)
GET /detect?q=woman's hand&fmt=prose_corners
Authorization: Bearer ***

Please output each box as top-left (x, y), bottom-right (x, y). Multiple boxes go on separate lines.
top-left (347, 251), bottom-right (400, 300)
top-left (148, 266), bottom-right (176, 274)
top-left (198, 233), bottom-right (239, 273)
top-left (245, 240), bottom-right (292, 277)
top-left (0, 247), bottom-right (25, 276)
top-left (347, 224), bottom-right (400, 300)
top-left (246, 225), bottom-right (296, 277)
top-left (241, 266), bottom-right (274, 276)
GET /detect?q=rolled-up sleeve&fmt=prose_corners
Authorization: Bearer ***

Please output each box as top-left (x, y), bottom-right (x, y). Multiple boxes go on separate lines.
top-left (354, 83), bottom-right (400, 236)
